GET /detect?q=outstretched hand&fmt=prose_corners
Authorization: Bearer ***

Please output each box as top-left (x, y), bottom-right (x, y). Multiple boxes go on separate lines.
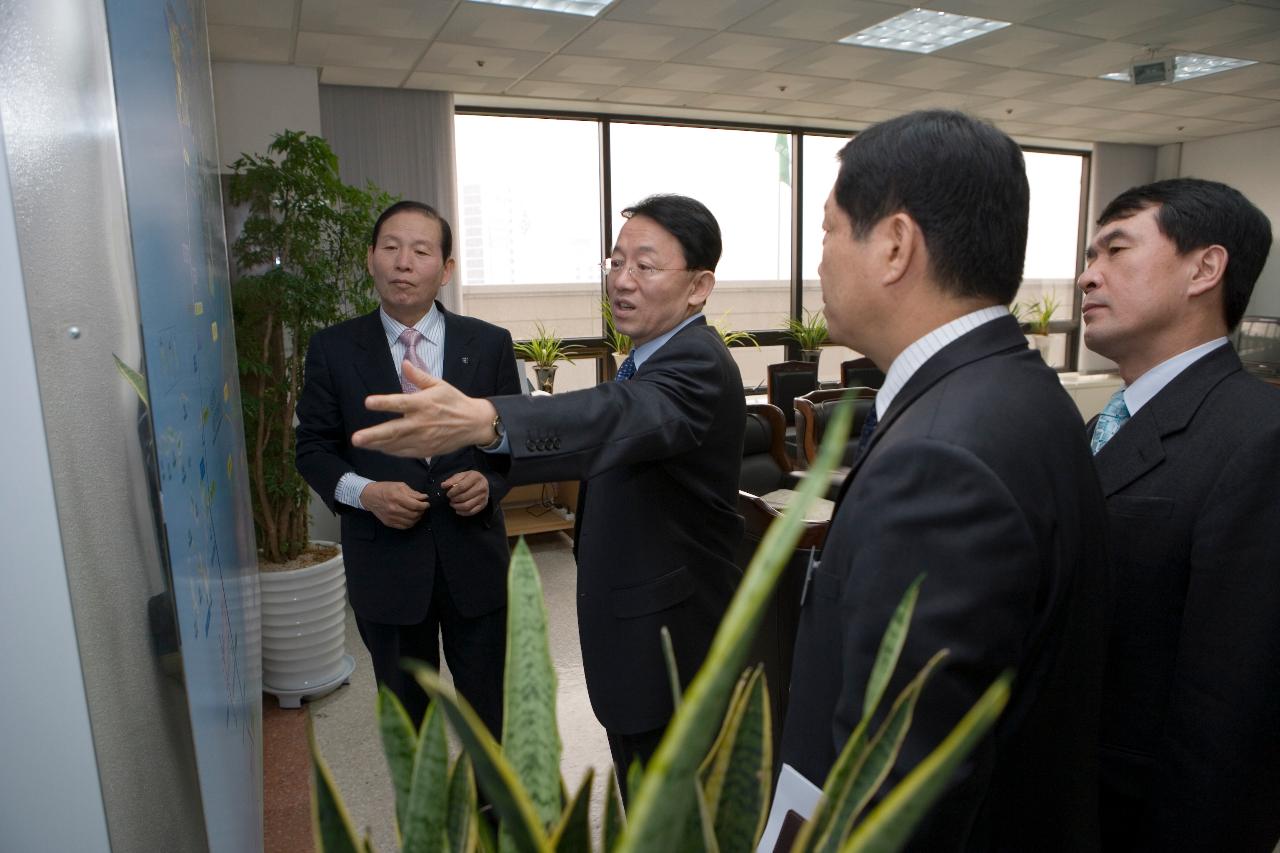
top-left (353, 361), bottom-right (498, 458)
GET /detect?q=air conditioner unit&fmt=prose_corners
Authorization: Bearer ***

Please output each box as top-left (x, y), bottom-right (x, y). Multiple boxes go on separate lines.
top-left (1131, 57), bottom-right (1174, 85)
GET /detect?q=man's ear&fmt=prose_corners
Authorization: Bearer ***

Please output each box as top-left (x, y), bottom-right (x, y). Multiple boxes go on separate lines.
top-left (1187, 244), bottom-right (1227, 297)
top-left (881, 212), bottom-right (919, 286)
top-left (366, 246), bottom-right (376, 278)
top-left (688, 269), bottom-right (715, 310)
top-left (441, 256), bottom-right (456, 287)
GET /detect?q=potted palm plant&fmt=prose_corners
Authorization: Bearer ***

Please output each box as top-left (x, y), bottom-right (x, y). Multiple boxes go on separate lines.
top-left (783, 309), bottom-right (829, 362)
top-left (514, 322), bottom-right (581, 392)
top-left (228, 129), bottom-right (392, 706)
top-left (1018, 295), bottom-right (1060, 362)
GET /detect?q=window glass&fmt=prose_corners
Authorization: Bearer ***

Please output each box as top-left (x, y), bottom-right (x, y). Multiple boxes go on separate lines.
top-left (1018, 151), bottom-right (1085, 334)
top-left (609, 123), bottom-right (791, 334)
top-left (800, 134), bottom-right (854, 383)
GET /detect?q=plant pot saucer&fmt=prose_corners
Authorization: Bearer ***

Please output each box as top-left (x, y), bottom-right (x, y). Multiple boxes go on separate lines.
top-left (265, 653), bottom-right (355, 709)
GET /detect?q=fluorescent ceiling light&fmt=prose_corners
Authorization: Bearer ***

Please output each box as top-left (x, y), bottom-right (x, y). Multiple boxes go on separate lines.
top-left (1100, 53), bottom-right (1256, 83)
top-left (467, 0), bottom-right (610, 16)
top-left (839, 8), bottom-right (1010, 54)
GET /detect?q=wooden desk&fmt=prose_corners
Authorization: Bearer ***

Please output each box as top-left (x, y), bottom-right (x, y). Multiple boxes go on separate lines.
top-left (500, 481), bottom-right (579, 538)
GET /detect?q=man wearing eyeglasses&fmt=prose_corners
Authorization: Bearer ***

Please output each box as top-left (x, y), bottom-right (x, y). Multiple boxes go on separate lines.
top-left (351, 194), bottom-right (746, 795)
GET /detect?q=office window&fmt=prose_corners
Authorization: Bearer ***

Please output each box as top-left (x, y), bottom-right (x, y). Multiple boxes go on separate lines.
top-left (454, 114), bottom-right (602, 392)
top-left (1021, 151), bottom-right (1086, 369)
top-left (800, 134), bottom-right (858, 382)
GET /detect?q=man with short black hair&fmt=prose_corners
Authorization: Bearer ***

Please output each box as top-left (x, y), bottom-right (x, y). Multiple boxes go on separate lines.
top-left (782, 110), bottom-right (1108, 851)
top-left (1079, 177), bottom-right (1280, 852)
top-left (296, 200), bottom-right (520, 735)
top-left (351, 194), bottom-right (746, 791)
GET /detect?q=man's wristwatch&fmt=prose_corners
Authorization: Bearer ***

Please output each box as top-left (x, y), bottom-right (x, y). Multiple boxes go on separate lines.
top-left (479, 411), bottom-right (505, 451)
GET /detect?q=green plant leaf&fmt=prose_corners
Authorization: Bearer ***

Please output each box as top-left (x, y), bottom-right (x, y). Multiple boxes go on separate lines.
top-left (402, 702), bottom-right (451, 853)
top-left (112, 354), bottom-right (149, 408)
top-left (701, 666), bottom-right (771, 853)
top-left (309, 718), bottom-right (367, 853)
top-left (660, 626), bottom-right (682, 711)
top-left (812, 650), bottom-right (948, 853)
top-left (863, 575), bottom-right (926, 720)
top-left (839, 673), bottom-right (1013, 853)
top-left (375, 685), bottom-right (417, 837)
top-left (501, 538), bottom-right (563, 829)
top-left (603, 774), bottom-right (625, 852)
top-left (447, 754), bottom-right (478, 853)
top-left (547, 769), bottom-right (594, 853)
top-left (617, 400), bottom-right (854, 853)
top-left (407, 663), bottom-right (550, 853)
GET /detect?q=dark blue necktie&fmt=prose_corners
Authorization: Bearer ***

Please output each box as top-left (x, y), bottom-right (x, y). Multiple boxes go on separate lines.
top-left (855, 403), bottom-right (879, 458)
top-left (616, 352), bottom-right (636, 381)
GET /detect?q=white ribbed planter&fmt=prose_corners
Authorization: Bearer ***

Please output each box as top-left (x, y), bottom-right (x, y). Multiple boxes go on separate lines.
top-left (260, 541), bottom-right (354, 709)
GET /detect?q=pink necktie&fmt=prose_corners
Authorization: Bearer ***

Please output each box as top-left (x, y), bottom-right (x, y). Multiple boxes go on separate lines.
top-left (397, 328), bottom-right (431, 392)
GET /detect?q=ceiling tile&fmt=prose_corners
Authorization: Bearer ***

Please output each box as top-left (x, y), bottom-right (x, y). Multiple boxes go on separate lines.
top-left (208, 24), bottom-right (294, 63)
top-left (890, 90), bottom-right (1002, 112)
top-left (506, 79), bottom-right (619, 99)
top-left (561, 21), bottom-right (715, 62)
top-left (960, 68), bottom-right (1071, 98)
top-left (436, 3), bottom-right (591, 52)
top-left (672, 32), bottom-right (825, 71)
top-left (1213, 28), bottom-right (1280, 64)
top-left (730, 0), bottom-right (911, 42)
top-left (771, 100), bottom-right (850, 119)
top-left (971, 97), bottom-right (1066, 123)
top-left (686, 92), bottom-right (792, 113)
top-left (319, 66), bottom-right (408, 86)
top-left (607, 86), bottom-right (691, 106)
top-left (1134, 4), bottom-right (1280, 53)
top-left (299, 0), bottom-right (455, 40)
top-left (819, 80), bottom-right (930, 108)
top-left (605, 0), bottom-right (774, 30)
top-left (295, 32), bottom-right (428, 69)
top-left (853, 56), bottom-right (997, 89)
top-left (206, 0), bottom-right (296, 29)
top-left (414, 41), bottom-right (548, 79)
top-left (734, 71), bottom-right (845, 100)
top-left (1174, 60), bottom-right (1280, 98)
top-left (939, 25), bottom-right (1104, 68)
top-left (628, 62), bottom-right (756, 93)
top-left (769, 43), bottom-right (895, 79)
top-left (404, 71), bottom-right (516, 93)
top-left (927, 0), bottom-right (1068, 23)
top-left (1022, 0), bottom-right (1231, 41)
top-left (525, 55), bottom-right (659, 86)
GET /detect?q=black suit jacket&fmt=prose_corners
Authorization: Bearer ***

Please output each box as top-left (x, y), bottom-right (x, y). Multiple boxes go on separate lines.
top-left (295, 305), bottom-right (520, 624)
top-left (783, 315), bottom-right (1108, 852)
top-left (1091, 343), bottom-right (1280, 853)
top-left (491, 318), bottom-right (746, 734)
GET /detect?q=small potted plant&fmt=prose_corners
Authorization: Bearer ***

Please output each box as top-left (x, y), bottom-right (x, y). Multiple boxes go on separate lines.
top-left (711, 311), bottom-right (759, 348)
top-left (514, 322), bottom-right (580, 392)
top-left (783, 309), bottom-right (829, 362)
top-left (1018, 295), bottom-right (1060, 361)
top-left (601, 298), bottom-right (632, 371)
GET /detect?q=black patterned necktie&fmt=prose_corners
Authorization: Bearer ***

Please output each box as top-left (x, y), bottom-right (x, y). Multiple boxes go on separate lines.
top-left (855, 403), bottom-right (879, 458)
top-left (615, 352), bottom-right (636, 381)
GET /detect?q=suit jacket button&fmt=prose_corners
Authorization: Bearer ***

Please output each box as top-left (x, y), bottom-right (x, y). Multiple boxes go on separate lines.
top-left (526, 439), bottom-right (535, 451)
top-left (553, 438), bottom-right (561, 449)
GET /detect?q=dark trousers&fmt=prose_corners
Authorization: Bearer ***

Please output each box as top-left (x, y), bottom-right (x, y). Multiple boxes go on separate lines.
top-left (354, 565), bottom-right (506, 739)
top-left (607, 725), bottom-right (666, 806)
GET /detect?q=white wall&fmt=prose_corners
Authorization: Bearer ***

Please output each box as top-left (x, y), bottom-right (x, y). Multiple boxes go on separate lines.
top-left (1179, 126), bottom-right (1280, 319)
top-left (212, 61), bottom-right (321, 168)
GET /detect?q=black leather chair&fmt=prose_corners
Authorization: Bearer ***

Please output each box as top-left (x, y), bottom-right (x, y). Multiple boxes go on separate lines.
top-left (740, 403), bottom-right (794, 497)
top-left (766, 361), bottom-right (820, 427)
top-left (840, 356), bottom-right (885, 390)
top-left (794, 386), bottom-right (878, 470)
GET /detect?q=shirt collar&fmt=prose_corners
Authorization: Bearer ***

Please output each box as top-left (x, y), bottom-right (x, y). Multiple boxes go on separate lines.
top-left (877, 305), bottom-right (1009, 419)
top-left (1123, 337), bottom-right (1229, 415)
top-left (380, 303), bottom-right (442, 347)
top-left (631, 312), bottom-right (704, 371)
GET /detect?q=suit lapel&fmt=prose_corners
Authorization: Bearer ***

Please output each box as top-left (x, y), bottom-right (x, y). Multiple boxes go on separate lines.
top-left (1095, 343), bottom-right (1241, 496)
top-left (834, 314), bottom-right (1028, 506)
top-left (353, 310), bottom-right (402, 396)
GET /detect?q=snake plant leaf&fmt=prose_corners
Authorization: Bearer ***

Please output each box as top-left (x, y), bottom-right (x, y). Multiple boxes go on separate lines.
top-left (112, 354), bottom-right (149, 408)
top-left (446, 754), bottom-right (477, 853)
top-left (840, 673), bottom-right (1013, 853)
top-left (795, 574), bottom-right (927, 852)
top-left (547, 769), bottom-right (594, 853)
top-left (502, 537), bottom-right (563, 829)
top-left (375, 685), bottom-right (417, 836)
top-left (401, 702), bottom-right (451, 853)
top-left (309, 718), bottom-right (367, 853)
top-left (602, 774), bottom-right (625, 852)
top-left (701, 666), bottom-right (771, 853)
top-left (813, 650), bottom-right (948, 853)
top-left (407, 663), bottom-right (550, 853)
top-left (618, 401), bottom-right (854, 853)
top-left (661, 626), bottom-right (682, 710)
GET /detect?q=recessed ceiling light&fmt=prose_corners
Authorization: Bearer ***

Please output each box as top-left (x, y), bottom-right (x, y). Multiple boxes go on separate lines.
top-left (838, 8), bottom-right (1010, 54)
top-left (467, 0), bottom-right (611, 17)
top-left (1099, 53), bottom-right (1256, 83)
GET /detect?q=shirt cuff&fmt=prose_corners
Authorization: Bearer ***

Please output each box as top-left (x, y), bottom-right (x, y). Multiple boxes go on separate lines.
top-left (479, 433), bottom-right (510, 455)
top-left (335, 472), bottom-right (375, 509)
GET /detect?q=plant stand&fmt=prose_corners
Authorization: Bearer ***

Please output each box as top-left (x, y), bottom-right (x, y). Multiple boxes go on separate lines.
top-left (260, 541), bottom-right (355, 709)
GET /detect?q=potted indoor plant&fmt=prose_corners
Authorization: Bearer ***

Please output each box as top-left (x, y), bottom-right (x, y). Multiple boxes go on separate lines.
top-left (514, 322), bottom-right (580, 392)
top-left (712, 311), bottom-right (759, 348)
top-left (1019, 295), bottom-right (1060, 361)
top-left (228, 129), bottom-right (392, 706)
top-left (602, 298), bottom-right (632, 372)
top-left (783, 309), bottom-right (829, 362)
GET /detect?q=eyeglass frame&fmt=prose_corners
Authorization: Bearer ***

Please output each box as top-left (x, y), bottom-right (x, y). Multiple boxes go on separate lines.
top-left (599, 257), bottom-right (695, 280)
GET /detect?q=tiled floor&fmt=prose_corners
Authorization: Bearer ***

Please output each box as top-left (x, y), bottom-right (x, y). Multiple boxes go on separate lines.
top-left (263, 531), bottom-right (613, 852)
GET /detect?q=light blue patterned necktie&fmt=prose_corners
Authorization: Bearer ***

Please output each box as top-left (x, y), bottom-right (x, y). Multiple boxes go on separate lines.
top-left (1091, 389), bottom-right (1130, 454)
top-left (615, 352), bottom-right (636, 381)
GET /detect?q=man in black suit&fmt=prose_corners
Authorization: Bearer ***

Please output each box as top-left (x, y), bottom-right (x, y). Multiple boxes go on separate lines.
top-left (295, 201), bottom-right (520, 735)
top-left (351, 195), bottom-right (745, 791)
top-left (781, 111), bottom-right (1108, 851)
top-left (1079, 178), bottom-right (1279, 852)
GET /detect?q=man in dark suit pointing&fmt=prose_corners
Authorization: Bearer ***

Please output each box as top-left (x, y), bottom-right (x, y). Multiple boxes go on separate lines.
top-left (1079, 178), bottom-right (1280, 852)
top-left (296, 201), bottom-right (520, 734)
top-left (350, 195), bottom-right (745, 794)
top-left (781, 111), bottom-right (1109, 852)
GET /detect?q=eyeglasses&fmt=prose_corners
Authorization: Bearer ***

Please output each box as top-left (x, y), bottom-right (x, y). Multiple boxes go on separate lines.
top-left (599, 258), bottom-right (690, 280)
